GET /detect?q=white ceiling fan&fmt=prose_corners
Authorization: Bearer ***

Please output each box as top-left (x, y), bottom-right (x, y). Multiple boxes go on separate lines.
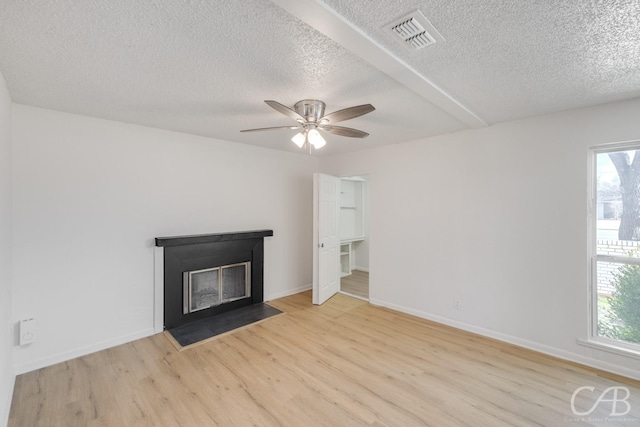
top-left (241, 100), bottom-right (375, 150)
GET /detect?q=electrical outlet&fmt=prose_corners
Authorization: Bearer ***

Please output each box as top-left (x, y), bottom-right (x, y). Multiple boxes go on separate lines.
top-left (454, 298), bottom-right (463, 310)
top-left (19, 318), bottom-right (36, 345)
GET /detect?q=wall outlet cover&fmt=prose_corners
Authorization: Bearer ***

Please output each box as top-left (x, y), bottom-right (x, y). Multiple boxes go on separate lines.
top-left (19, 318), bottom-right (36, 345)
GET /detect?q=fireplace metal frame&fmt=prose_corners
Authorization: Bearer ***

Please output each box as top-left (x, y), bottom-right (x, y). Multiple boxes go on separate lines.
top-left (183, 262), bottom-right (251, 314)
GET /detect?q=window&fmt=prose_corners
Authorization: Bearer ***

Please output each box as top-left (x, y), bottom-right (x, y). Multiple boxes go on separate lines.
top-left (590, 143), bottom-right (640, 354)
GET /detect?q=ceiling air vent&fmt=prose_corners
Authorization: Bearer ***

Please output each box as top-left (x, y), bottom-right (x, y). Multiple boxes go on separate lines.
top-left (386, 11), bottom-right (444, 52)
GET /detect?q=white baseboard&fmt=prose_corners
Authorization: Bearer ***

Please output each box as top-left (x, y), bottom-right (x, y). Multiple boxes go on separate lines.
top-left (353, 266), bottom-right (369, 272)
top-left (13, 328), bottom-right (156, 375)
top-left (265, 284), bottom-right (311, 302)
top-left (369, 298), bottom-right (640, 381)
top-left (1, 374), bottom-right (15, 427)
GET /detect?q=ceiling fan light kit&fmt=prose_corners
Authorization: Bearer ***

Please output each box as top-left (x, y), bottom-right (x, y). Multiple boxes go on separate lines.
top-left (292, 128), bottom-right (326, 149)
top-left (241, 99), bottom-right (375, 150)
top-left (291, 131), bottom-right (306, 148)
top-left (307, 128), bottom-right (326, 149)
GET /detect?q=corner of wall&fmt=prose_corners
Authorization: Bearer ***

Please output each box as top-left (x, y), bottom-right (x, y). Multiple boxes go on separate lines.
top-left (0, 67), bottom-right (14, 426)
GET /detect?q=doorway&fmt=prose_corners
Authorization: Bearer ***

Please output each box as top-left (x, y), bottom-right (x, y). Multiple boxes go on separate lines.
top-left (338, 175), bottom-right (369, 301)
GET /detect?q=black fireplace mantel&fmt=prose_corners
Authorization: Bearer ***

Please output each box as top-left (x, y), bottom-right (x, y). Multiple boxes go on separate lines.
top-left (156, 229), bottom-right (273, 330)
top-left (155, 229), bottom-right (273, 247)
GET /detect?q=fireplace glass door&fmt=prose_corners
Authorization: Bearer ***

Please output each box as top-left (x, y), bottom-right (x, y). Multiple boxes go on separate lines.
top-left (183, 262), bottom-right (251, 314)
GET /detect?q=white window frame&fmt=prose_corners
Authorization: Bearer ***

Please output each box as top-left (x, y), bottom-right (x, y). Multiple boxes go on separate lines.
top-left (585, 140), bottom-right (640, 358)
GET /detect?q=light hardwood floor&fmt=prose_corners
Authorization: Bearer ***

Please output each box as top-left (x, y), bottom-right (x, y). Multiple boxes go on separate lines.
top-left (9, 292), bottom-right (640, 426)
top-left (341, 270), bottom-right (369, 300)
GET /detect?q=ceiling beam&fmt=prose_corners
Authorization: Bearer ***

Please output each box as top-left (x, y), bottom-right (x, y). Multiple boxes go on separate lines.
top-left (269, 0), bottom-right (489, 129)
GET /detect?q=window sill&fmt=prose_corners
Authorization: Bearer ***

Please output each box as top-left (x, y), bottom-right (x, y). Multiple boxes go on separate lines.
top-left (577, 338), bottom-right (640, 361)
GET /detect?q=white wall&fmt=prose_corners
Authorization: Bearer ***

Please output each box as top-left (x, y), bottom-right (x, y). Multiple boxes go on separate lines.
top-left (0, 71), bottom-right (13, 426)
top-left (321, 97), bottom-right (640, 379)
top-left (11, 105), bottom-right (318, 373)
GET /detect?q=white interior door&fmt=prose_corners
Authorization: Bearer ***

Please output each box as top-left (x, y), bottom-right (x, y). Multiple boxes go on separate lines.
top-left (312, 173), bottom-right (340, 305)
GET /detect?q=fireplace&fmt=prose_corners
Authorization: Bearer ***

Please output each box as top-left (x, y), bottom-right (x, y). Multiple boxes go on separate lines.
top-left (155, 230), bottom-right (273, 330)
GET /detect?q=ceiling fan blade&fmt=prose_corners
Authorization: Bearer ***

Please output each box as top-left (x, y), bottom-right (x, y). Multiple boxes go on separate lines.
top-left (264, 100), bottom-right (305, 122)
top-left (240, 125), bottom-right (300, 132)
top-left (321, 104), bottom-right (375, 124)
top-left (320, 125), bottom-right (369, 138)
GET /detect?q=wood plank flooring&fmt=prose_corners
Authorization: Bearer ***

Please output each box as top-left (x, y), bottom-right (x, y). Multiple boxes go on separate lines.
top-left (341, 269), bottom-right (369, 300)
top-left (9, 291), bottom-right (640, 426)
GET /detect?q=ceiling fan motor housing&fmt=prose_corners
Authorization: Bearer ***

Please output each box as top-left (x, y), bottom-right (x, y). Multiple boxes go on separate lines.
top-left (294, 100), bottom-right (326, 123)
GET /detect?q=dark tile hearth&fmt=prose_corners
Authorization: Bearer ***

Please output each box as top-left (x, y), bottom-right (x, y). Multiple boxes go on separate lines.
top-left (167, 303), bottom-right (282, 347)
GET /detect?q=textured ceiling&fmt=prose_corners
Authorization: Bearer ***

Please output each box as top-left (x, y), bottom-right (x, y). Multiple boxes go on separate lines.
top-left (324, 0), bottom-right (640, 123)
top-left (0, 0), bottom-right (639, 156)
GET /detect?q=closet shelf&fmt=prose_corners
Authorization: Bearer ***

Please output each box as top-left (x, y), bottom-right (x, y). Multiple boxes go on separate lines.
top-left (341, 237), bottom-right (365, 244)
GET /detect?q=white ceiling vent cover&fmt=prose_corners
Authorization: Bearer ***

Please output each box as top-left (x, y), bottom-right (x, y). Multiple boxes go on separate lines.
top-left (387, 11), bottom-right (444, 52)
